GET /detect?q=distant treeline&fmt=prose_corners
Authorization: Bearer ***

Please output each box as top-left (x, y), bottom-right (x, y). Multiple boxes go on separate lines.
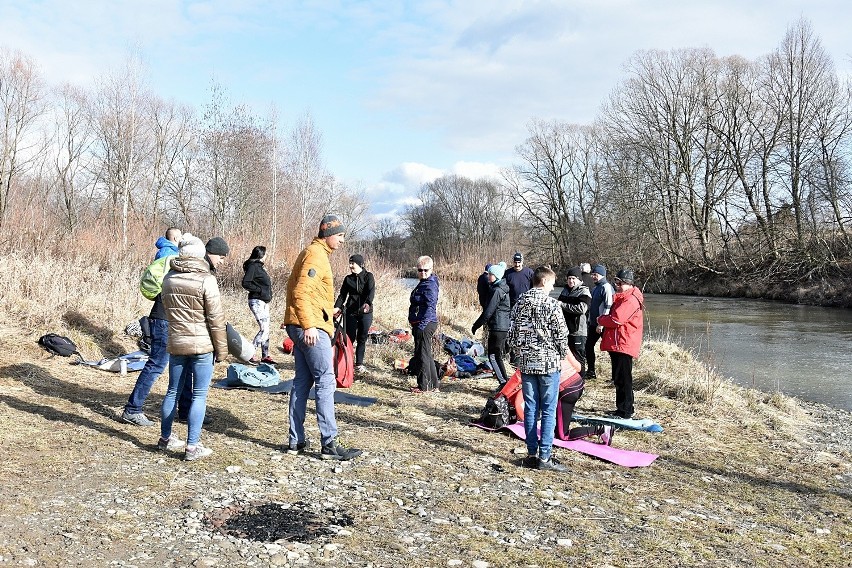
top-left (2, 20), bottom-right (850, 306)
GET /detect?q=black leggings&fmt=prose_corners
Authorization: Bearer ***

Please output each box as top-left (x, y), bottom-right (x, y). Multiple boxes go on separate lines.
top-left (487, 329), bottom-right (509, 385)
top-left (344, 312), bottom-right (373, 366)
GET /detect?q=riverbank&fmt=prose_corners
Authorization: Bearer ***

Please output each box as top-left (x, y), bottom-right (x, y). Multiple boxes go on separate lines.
top-left (0, 256), bottom-right (849, 566)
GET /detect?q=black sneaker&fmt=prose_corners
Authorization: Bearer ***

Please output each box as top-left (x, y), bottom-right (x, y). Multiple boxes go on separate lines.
top-left (285, 439), bottom-right (311, 455)
top-left (521, 455), bottom-right (538, 468)
top-left (585, 373), bottom-right (596, 381)
top-left (537, 457), bottom-right (567, 472)
top-left (177, 415), bottom-right (214, 426)
top-left (320, 438), bottom-right (362, 461)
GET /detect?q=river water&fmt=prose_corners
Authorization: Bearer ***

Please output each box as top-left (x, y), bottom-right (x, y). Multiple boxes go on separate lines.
top-left (641, 294), bottom-right (852, 411)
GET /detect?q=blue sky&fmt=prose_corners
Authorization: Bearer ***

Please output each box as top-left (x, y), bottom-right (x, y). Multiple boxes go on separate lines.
top-left (2, 1), bottom-right (852, 217)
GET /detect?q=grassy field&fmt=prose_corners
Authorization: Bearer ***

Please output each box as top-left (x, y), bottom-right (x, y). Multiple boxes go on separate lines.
top-left (0, 252), bottom-right (849, 567)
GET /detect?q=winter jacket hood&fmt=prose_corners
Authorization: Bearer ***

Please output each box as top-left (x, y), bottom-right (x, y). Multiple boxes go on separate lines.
top-left (154, 237), bottom-right (179, 260)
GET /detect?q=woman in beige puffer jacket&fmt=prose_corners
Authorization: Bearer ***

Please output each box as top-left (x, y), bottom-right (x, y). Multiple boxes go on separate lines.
top-left (158, 233), bottom-right (227, 462)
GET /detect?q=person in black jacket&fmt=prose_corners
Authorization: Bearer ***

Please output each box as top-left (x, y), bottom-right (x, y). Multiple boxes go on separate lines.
top-left (471, 261), bottom-right (510, 387)
top-left (334, 254), bottom-right (375, 373)
top-left (242, 245), bottom-right (274, 364)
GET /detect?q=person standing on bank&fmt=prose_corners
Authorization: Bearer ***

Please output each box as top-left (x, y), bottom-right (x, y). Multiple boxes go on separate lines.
top-left (507, 265), bottom-right (570, 472)
top-left (556, 266), bottom-right (592, 378)
top-left (158, 233), bottom-right (228, 461)
top-left (334, 253), bottom-right (375, 374)
top-left (284, 214), bottom-right (362, 460)
top-left (597, 269), bottom-right (644, 419)
top-left (471, 261), bottom-right (510, 388)
top-left (408, 255), bottom-right (440, 393)
top-left (585, 264), bottom-right (614, 381)
top-left (504, 252), bottom-right (534, 307)
top-left (242, 246), bottom-right (274, 365)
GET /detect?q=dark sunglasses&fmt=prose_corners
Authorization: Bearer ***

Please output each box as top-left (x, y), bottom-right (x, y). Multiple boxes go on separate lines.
top-left (417, 268), bottom-right (431, 273)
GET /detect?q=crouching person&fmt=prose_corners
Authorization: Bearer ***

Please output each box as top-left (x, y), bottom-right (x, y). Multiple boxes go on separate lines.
top-left (507, 265), bottom-right (570, 472)
top-left (158, 233), bottom-right (228, 461)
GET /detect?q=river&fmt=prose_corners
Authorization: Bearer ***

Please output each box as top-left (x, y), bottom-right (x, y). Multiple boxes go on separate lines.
top-left (641, 294), bottom-right (852, 411)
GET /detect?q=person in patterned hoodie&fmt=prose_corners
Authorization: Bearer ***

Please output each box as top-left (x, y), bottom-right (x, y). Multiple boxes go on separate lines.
top-left (507, 265), bottom-right (570, 473)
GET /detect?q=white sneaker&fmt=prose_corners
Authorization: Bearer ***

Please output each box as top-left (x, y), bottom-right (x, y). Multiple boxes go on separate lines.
top-left (157, 436), bottom-right (185, 452)
top-left (355, 365), bottom-right (367, 374)
top-left (599, 425), bottom-right (614, 446)
top-left (184, 443), bottom-right (213, 461)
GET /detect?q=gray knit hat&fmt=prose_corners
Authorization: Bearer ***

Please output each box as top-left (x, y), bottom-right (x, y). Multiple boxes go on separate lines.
top-left (318, 214), bottom-right (346, 238)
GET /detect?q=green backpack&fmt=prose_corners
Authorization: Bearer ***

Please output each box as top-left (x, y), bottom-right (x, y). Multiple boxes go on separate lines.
top-left (139, 256), bottom-right (172, 300)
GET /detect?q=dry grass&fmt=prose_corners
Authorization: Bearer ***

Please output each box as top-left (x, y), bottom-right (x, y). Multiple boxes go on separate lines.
top-left (0, 252), bottom-right (850, 566)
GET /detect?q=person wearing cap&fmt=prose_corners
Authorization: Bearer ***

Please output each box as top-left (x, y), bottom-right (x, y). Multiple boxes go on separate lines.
top-left (283, 214), bottom-right (362, 461)
top-left (408, 255), bottom-right (440, 393)
top-left (505, 252), bottom-right (534, 307)
top-left (334, 253), bottom-right (376, 374)
top-left (242, 245), bottom-right (274, 364)
top-left (471, 261), bottom-right (510, 387)
top-left (556, 266), bottom-right (592, 377)
top-left (158, 233), bottom-right (228, 461)
top-left (585, 264), bottom-right (614, 381)
top-left (597, 269), bottom-right (645, 419)
top-left (477, 263), bottom-right (493, 308)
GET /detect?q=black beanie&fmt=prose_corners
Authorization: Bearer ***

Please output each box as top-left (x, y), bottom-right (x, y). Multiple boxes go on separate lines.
top-left (205, 237), bottom-right (230, 256)
top-left (566, 266), bottom-right (582, 278)
top-left (349, 254), bottom-right (364, 267)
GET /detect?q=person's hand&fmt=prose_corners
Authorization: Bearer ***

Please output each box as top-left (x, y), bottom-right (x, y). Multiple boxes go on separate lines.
top-left (333, 307), bottom-right (342, 318)
top-left (361, 303), bottom-right (371, 314)
top-left (280, 322), bottom-right (287, 330)
top-left (303, 327), bottom-right (319, 346)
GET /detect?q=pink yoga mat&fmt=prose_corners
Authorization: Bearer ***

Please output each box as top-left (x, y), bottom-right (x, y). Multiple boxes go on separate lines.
top-left (472, 421), bottom-right (658, 468)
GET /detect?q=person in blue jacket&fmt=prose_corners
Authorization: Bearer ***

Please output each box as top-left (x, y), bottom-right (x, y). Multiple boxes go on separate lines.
top-left (154, 227), bottom-right (181, 259)
top-left (408, 256), bottom-right (440, 393)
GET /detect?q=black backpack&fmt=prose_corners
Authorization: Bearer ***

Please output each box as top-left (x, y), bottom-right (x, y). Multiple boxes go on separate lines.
top-left (38, 334), bottom-right (80, 357)
top-left (479, 394), bottom-right (511, 429)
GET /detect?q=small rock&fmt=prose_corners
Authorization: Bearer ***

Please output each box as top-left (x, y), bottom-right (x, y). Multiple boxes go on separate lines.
top-left (243, 459), bottom-right (259, 466)
top-left (337, 529), bottom-right (353, 536)
top-left (472, 561), bottom-right (490, 568)
top-left (448, 561), bottom-right (463, 567)
top-left (767, 543), bottom-right (787, 552)
top-left (225, 465), bottom-right (241, 473)
top-left (557, 538), bottom-right (573, 547)
top-left (193, 558), bottom-right (218, 567)
top-left (815, 528), bottom-right (830, 535)
top-left (269, 553), bottom-right (289, 566)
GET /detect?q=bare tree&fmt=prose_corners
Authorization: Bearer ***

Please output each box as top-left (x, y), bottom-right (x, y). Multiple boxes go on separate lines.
top-left (0, 48), bottom-right (46, 230)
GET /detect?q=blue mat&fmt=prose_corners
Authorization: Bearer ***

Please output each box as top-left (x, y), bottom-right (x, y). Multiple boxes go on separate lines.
top-left (571, 413), bottom-right (663, 433)
top-left (213, 378), bottom-right (377, 407)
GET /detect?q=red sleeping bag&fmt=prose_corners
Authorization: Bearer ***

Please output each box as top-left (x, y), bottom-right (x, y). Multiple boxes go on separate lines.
top-left (503, 352), bottom-right (583, 423)
top-left (333, 322), bottom-right (355, 388)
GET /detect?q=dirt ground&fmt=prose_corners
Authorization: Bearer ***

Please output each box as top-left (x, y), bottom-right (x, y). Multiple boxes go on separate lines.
top-left (0, 320), bottom-right (850, 568)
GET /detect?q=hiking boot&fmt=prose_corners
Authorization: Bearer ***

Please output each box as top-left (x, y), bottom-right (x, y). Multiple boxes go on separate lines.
top-left (521, 455), bottom-right (538, 468)
top-left (598, 425), bottom-right (615, 446)
top-left (320, 438), bottom-right (362, 461)
top-left (261, 356), bottom-right (277, 365)
top-left (184, 443), bottom-right (213, 461)
top-left (537, 457), bottom-right (567, 473)
top-left (122, 410), bottom-right (154, 426)
top-left (285, 439), bottom-right (311, 455)
top-left (157, 436), bottom-right (186, 452)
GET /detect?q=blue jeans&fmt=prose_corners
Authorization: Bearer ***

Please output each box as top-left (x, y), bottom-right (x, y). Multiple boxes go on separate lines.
top-left (160, 353), bottom-right (214, 446)
top-left (521, 370), bottom-right (561, 461)
top-left (124, 318), bottom-right (191, 415)
top-left (286, 325), bottom-right (338, 448)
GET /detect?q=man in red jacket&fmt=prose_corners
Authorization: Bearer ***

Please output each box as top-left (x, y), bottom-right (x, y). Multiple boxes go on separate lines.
top-left (596, 269), bottom-right (644, 419)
